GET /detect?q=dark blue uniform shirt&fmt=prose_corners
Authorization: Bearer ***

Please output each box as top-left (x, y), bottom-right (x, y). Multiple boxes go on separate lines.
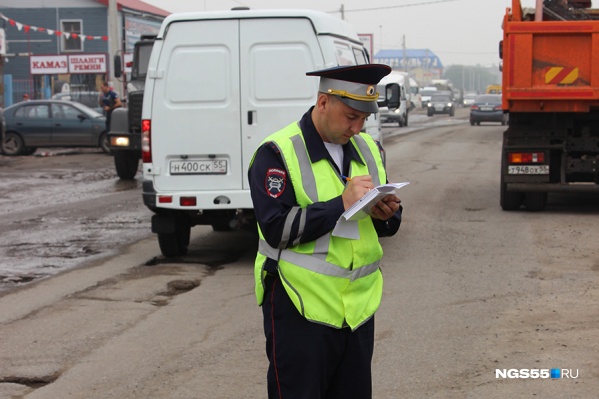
top-left (248, 107), bottom-right (402, 272)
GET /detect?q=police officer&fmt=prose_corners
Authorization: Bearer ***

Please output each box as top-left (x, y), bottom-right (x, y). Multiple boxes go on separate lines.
top-left (248, 64), bottom-right (403, 399)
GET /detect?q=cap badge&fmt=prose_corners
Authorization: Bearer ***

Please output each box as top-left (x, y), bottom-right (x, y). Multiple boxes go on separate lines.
top-left (366, 85), bottom-right (375, 96)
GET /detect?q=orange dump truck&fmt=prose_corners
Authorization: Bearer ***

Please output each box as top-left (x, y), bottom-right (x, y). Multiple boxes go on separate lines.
top-left (500, 0), bottom-right (599, 211)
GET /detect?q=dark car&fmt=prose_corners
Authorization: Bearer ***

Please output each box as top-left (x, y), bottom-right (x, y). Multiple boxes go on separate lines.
top-left (427, 93), bottom-right (455, 117)
top-left (0, 100), bottom-right (108, 156)
top-left (469, 94), bottom-right (507, 125)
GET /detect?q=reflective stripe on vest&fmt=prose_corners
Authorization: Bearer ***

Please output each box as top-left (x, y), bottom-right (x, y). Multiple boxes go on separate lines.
top-left (258, 239), bottom-right (380, 281)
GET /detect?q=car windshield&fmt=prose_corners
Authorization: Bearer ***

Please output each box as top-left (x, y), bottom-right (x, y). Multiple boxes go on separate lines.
top-left (475, 95), bottom-right (501, 104)
top-left (432, 95), bottom-right (451, 102)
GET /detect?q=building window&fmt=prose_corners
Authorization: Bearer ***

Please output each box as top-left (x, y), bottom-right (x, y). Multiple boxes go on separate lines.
top-left (61, 20), bottom-right (83, 52)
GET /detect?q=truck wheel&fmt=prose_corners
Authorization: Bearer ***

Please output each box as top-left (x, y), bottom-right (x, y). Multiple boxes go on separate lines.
top-left (1, 132), bottom-right (25, 155)
top-left (157, 217), bottom-right (191, 257)
top-left (524, 192), bottom-right (547, 212)
top-left (500, 182), bottom-right (523, 211)
top-left (114, 151), bottom-right (140, 180)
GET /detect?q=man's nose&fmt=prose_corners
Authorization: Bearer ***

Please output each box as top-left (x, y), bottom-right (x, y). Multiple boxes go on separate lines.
top-left (350, 120), bottom-right (364, 134)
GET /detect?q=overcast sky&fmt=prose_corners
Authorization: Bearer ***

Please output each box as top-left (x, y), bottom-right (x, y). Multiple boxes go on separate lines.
top-left (143, 0), bottom-right (539, 67)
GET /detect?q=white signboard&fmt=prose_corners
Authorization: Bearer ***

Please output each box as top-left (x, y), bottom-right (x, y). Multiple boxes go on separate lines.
top-left (30, 55), bottom-right (69, 74)
top-left (68, 54), bottom-right (107, 73)
top-left (30, 54), bottom-right (107, 75)
top-left (358, 33), bottom-right (373, 59)
top-left (0, 28), bottom-right (6, 56)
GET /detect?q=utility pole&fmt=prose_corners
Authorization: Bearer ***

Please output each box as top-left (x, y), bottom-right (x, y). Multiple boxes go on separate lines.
top-left (340, 4), bottom-right (345, 20)
top-left (402, 34), bottom-right (406, 73)
top-left (108, 0), bottom-right (120, 91)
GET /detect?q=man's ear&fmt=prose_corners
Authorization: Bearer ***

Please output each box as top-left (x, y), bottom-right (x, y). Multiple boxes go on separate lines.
top-left (316, 92), bottom-right (330, 111)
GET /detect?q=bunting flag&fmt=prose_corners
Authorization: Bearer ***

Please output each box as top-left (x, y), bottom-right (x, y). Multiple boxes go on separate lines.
top-left (0, 12), bottom-right (108, 41)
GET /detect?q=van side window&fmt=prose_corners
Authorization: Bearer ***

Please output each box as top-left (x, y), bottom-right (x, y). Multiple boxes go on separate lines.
top-left (353, 48), bottom-right (367, 65)
top-left (334, 41), bottom-right (355, 65)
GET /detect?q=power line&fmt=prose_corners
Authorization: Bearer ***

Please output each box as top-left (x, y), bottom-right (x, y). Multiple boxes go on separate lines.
top-left (327, 0), bottom-right (466, 14)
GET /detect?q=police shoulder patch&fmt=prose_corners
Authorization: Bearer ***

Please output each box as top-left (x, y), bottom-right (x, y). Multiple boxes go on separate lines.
top-left (265, 168), bottom-right (286, 198)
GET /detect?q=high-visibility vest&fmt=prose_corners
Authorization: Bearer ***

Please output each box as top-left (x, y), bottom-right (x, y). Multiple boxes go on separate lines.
top-left (252, 121), bottom-right (387, 330)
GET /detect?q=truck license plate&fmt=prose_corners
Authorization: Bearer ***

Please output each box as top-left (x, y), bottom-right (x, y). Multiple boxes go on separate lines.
top-left (508, 165), bottom-right (549, 174)
top-left (170, 160), bottom-right (227, 175)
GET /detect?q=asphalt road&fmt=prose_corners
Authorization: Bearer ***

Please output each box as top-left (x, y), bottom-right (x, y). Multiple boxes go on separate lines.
top-left (1, 108), bottom-right (598, 398)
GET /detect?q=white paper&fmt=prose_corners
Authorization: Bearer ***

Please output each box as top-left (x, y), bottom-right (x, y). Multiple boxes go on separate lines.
top-left (340, 182), bottom-right (409, 221)
top-left (332, 182), bottom-right (409, 239)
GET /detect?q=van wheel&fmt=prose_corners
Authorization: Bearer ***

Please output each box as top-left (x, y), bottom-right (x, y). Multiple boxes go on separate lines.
top-left (158, 218), bottom-right (191, 257)
top-left (524, 192), bottom-right (547, 212)
top-left (1, 132), bottom-right (25, 155)
top-left (114, 151), bottom-right (139, 180)
top-left (404, 113), bottom-right (409, 126)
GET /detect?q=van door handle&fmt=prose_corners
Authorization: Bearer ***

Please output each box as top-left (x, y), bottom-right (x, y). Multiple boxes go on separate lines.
top-left (248, 111), bottom-right (256, 125)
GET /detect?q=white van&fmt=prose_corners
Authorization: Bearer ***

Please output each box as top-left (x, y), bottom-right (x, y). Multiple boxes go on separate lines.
top-left (378, 71), bottom-right (409, 127)
top-left (141, 8), bottom-right (397, 256)
top-left (409, 78), bottom-right (422, 109)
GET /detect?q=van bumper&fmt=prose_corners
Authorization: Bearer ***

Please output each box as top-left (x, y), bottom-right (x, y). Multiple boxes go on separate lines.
top-left (142, 180), bottom-right (253, 210)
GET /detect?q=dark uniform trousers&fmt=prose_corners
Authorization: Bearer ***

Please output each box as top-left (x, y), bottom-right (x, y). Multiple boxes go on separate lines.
top-left (262, 273), bottom-right (375, 399)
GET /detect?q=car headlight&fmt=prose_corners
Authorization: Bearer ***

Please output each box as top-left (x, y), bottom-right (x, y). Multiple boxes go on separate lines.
top-left (447, 103), bottom-right (453, 107)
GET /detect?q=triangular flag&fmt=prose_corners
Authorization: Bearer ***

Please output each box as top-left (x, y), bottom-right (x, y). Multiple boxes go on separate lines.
top-left (24, 25), bottom-right (30, 33)
top-left (47, 29), bottom-right (54, 35)
top-left (16, 22), bottom-right (23, 31)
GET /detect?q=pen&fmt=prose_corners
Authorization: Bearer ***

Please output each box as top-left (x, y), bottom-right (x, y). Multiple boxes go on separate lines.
top-left (340, 175), bottom-right (351, 182)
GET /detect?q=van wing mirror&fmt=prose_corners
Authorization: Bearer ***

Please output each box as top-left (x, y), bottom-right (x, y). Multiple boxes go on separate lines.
top-left (114, 55), bottom-right (122, 78)
top-left (377, 83), bottom-right (400, 109)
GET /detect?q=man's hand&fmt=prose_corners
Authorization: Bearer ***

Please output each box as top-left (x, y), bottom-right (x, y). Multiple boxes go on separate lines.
top-left (370, 194), bottom-right (401, 220)
top-left (341, 175), bottom-right (374, 210)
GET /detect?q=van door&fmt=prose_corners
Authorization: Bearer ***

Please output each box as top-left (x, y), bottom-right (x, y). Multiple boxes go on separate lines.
top-left (149, 19), bottom-right (242, 192)
top-left (239, 17), bottom-right (324, 190)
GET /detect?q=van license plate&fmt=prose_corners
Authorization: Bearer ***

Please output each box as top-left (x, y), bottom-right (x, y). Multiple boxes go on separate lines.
top-left (508, 165), bottom-right (549, 174)
top-left (170, 160), bottom-right (227, 175)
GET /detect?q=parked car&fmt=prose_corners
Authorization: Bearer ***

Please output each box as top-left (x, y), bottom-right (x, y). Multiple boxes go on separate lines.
top-left (52, 91), bottom-right (103, 114)
top-left (0, 100), bottom-right (109, 156)
top-left (427, 93), bottom-right (455, 116)
top-left (469, 94), bottom-right (507, 125)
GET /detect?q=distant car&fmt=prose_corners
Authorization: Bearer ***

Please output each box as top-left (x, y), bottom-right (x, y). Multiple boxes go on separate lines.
top-left (462, 93), bottom-right (477, 107)
top-left (420, 87), bottom-right (438, 108)
top-left (427, 93), bottom-right (455, 116)
top-left (52, 91), bottom-right (103, 114)
top-left (0, 100), bottom-right (109, 156)
top-left (469, 94), bottom-right (507, 125)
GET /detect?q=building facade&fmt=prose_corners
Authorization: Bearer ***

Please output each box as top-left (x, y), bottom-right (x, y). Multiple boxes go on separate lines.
top-left (0, 0), bottom-right (169, 107)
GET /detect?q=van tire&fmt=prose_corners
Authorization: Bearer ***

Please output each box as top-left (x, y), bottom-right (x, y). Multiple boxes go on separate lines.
top-left (157, 218), bottom-right (191, 257)
top-left (114, 151), bottom-right (140, 180)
